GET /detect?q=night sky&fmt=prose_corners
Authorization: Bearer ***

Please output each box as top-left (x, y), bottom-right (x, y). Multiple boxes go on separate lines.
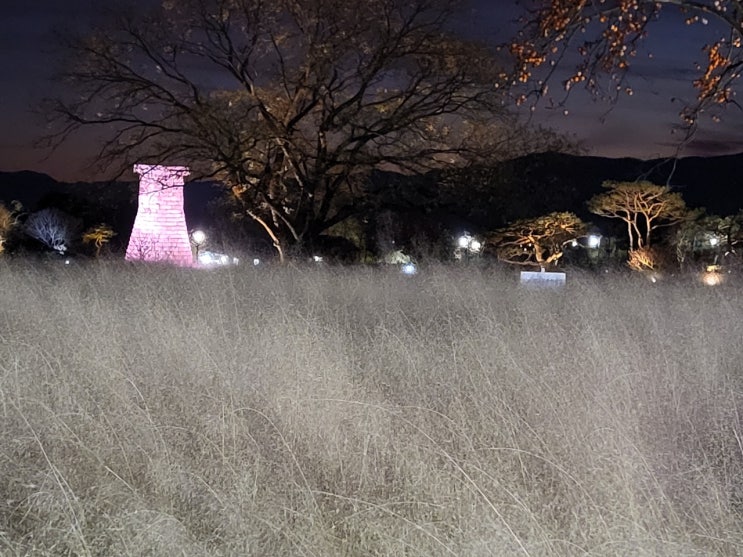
top-left (0, 0), bottom-right (740, 182)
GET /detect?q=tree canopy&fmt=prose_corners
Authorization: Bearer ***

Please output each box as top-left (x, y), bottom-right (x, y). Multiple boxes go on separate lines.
top-left (486, 211), bottom-right (586, 269)
top-left (49, 0), bottom-right (549, 259)
top-left (83, 224), bottom-right (117, 257)
top-left (512, 0), bottom-right (743, 128)
top-left (588, 181), bottom-right (688, 251)
top-left (24, 208), bottom-right (80, 254)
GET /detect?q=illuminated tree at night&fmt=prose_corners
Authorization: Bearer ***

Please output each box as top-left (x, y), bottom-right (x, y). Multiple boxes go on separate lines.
top-left (0, 201), bottom-right (22, 254)
top-left (486, 211), bottom-right (586, 269)
top-left (512, 0), bottom-right (743, 128)
top-left (588, 181), bottom-right (689, 252)
top-left (82, 223), bottom-right (116, 257)
top-left (24, 208), bottom-right (79, 253)
top-left (49, 0), bottom-right (543, 261)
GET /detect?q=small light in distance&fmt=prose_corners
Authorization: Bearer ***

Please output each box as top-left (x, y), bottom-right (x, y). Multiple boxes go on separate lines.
top-left (312, 255), bottom-right (323, 263)
top-left (253, 258), bottom-right (260, 266)
top-left (457, 235), bottom-right (470, 248)
top-left (401, 263), bottom-right (417, 275)
top-left (587, 234), bottom-right (601, 248)
top-left (470, 240), bottom-right (482, 252)
top-left (709, 236), bottom-right (719, 246)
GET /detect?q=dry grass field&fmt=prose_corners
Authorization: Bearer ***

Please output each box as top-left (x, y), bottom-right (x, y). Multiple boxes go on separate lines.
top-left (1, 260), bottom-right (742, 556)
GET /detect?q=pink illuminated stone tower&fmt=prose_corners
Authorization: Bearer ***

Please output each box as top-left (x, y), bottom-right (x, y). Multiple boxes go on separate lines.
top-left (125, 164), bottom-right (194, 266)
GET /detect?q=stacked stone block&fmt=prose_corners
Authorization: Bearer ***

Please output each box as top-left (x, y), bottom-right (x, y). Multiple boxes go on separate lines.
top-left (125, 164), bottom-right (194, 266)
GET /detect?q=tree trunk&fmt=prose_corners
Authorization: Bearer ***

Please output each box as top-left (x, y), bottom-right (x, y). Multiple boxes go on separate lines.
top-left (625, 218), bottom-right (634, 250)
top-left (247, 209), bottom-right (285, 264)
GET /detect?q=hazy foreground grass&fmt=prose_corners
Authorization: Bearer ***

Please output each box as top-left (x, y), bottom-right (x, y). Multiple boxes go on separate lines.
top-left (1, 260), bottom-right (743, 556)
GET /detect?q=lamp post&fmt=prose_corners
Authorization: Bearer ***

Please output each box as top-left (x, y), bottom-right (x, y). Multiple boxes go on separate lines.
top-left (457, 234), bottom-right (470, 250)
top-left (191, 229), bottom-right (206, 265)
top-left (456, 233), bottom-right (482, 262)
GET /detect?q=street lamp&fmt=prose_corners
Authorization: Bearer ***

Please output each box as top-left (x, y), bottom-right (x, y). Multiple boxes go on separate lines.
top-left (456, 233), bottom-right (483, 261)
top-left (191, 229), bottom-right (206, 264)
top-left (587, 234), bottom-right (601, 249)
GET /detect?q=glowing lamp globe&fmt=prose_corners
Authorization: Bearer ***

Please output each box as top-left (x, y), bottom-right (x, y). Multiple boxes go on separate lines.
top-left (191, 230), bottom-right (206, 246)
top-left (401, 263), bottom-right (417, 275)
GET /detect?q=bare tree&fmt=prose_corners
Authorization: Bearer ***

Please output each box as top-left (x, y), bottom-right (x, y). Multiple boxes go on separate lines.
top-left (48, 0), bottom-right (540, 260)
top-left (588, 181), bottom-right (689, 251)
top-left (486, 211), bottom-right (586, 269)
top-left (511, 0), bottom-right (743, 129)
top-left (24, 208), bottom-right (79, 253)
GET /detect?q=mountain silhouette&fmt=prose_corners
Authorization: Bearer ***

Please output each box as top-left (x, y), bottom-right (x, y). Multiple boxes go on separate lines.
top-left (0, 171), bottom-right (224, 238)
top-left (2, 152), bottom-right (741, 242)
top-left (490, 152), bottom-right (743, 219)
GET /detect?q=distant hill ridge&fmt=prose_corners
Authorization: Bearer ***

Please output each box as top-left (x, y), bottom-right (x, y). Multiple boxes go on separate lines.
top-left (491, 151), bottom-right (743, 218)
top-left (2, 152), bottom-right (741, 233)
top-left (0, 171), bottom-right (223, 235)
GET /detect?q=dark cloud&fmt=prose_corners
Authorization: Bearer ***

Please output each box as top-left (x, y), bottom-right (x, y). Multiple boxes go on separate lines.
top-left (679, 137), bottom-right (743, 157)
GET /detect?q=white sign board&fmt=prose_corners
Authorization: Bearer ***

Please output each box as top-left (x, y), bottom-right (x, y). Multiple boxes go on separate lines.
top-left (520, 270), bottom-right (566, 288)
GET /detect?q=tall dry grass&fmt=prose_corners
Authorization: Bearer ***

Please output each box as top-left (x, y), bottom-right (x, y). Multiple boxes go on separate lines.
top-left (1, 260), bottom-right (742, 556)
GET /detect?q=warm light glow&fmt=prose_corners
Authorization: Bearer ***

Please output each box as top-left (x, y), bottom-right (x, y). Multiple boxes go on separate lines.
top-left (702, 267), bottom-right (724, 286)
